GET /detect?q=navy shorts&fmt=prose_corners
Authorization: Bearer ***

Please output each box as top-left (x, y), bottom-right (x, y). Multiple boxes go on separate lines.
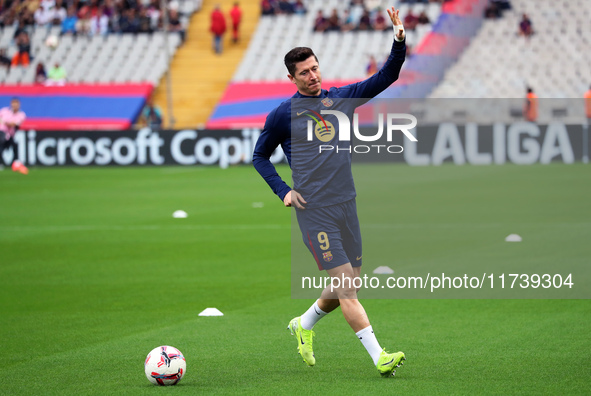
top-left (295, 198), bottom-right (362, 270)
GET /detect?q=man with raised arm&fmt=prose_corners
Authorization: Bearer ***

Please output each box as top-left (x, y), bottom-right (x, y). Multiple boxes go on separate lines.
top-left (253, 7), bottom-right (407, 377)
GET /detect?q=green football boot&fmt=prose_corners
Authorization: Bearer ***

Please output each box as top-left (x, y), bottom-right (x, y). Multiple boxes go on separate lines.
top-left (287, 317), bottom-right (316, 366)
top-left (377, 349), bottom-right (405, 377)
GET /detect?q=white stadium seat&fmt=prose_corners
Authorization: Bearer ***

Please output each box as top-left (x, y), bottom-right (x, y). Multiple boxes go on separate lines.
top-left (0, 0), bottom-right (198, 86)
top-left (232, 1), bottom-right (442, 83)
top-left (431, 0), bottom-right (591, 99)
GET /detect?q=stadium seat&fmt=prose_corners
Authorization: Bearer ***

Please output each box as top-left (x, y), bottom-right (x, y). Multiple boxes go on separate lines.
top-left (431, 0), bottom-right (590, 101)
top-left (232, 1), bottom-right (442, 84)
top-left (0, 0), bottom-right (200, 86)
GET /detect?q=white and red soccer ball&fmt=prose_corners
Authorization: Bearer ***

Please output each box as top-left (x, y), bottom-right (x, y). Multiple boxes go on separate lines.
top-left (144, 346), bottom-right (186, 386)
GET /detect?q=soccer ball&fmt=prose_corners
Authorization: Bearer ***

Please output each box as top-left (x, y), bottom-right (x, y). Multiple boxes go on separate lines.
top-left (45, 35), bottom-right (59, 49)
top-left (144, 346), bottom-right (186, 386)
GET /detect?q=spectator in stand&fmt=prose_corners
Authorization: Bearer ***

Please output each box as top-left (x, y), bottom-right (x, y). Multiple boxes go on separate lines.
top-left (349, 0), bottom-right (364, 26)
top-left (130, 8), bottom-right (141, 33)
top-left (373, 8), bottom-right (388, 31)
top-left (417, 10), bottom-right (430, 24)
top-left (138, 7), bottom-right (153, 33)
top-left (325, 9), bottom-right (341, 32)
top-left (229, 2), bottom-right (242, 43)
top-left (403, 9), bottom-right (418, 30)
top-left (168, 9), bottom-right (185, 42)
top-left (523, 87), bottom-right (538, 122)
top-left (34, 1), bottom-right (55, 27)
top-left (357, 9), bottom-right (371, 31)
top-left (341, 9), bottom-right (355, 32)
top-left (88, 0), bottom-right (100, 17)
top-left (52, 0), bottom-right (67, 25)
top-left (19, 6), bottom-right (35, 26)
top-left (35, 62), bottom-right (47, 84)
top-left (277, 0), bottom-right (293, 14)
top-left (313, 10), bottom-right (326, 32)
top-left (518, 13), bottom-right (533, 37)
top-left (119, 8), bottom-right (140, 33)
top-left (210, 4), bottom-right (226, 54)
top-left (90, 5), bottom-right (110, 36)
top-left (47, 62), bottom-right (66, 85)
top-left (484, 2), bottom-right (500, 19)
top-left (104, 0), bottom-right (115, 17)
top-left (76, 2), bottom-right (92, 36)
top-left (293, 0), bottom-right (306, 15)
top-left (146, 0), bottom-right (161, 30)
top-left (261, 0), bottom-right (274, 15)
top-left (0, 49), bottom-right (11, 70)
top-left (61, 6), bottom-right (77, 35)
top-left (13, 20), bottom-right (29, 40)
top-left (11, 30), bottom-right (30, 67)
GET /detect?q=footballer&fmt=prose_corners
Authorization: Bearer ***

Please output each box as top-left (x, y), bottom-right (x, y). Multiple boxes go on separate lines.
top-left (253, 7), bottom-right (407, 377)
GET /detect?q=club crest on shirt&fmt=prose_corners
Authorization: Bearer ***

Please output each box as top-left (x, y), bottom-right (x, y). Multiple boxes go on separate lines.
top-left (323, 251), bottom-right (333, 262)
top-left (321, 98), bottom-right (333, 107)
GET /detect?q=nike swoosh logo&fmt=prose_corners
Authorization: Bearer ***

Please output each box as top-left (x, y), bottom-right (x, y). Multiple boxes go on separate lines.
top-left (299, 334), bottom-right (305, 345)
top-left (313, 306), bottom-right (321, 315)
top-left (296, 110), bottom-right (309, 116)
top-left (356, 256), bottom-right (362, 261)
top-left (381, 358), bottom-right (395, 366)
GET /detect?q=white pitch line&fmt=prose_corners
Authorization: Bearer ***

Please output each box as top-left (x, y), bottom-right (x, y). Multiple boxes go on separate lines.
top-left (363, 222), bottom-right (591, 229)
top-left (0, 224), bottom-right (289, 233)
top-left (1, 222), bottom-right (587, 233)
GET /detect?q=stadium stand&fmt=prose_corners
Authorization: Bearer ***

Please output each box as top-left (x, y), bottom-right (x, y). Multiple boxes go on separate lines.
top-left (0, 0), bottom-right (202, 85)
top-left (0, 30), bottom-right (183, 85)
top-left (431, 0), bottom-right (591, 99)
top-left (233, 1), bottom-right (442, 82)
top-left (0, 0), bottom-right (201, 129)
top-left (210, 0), bottom-right (589, 127)
top-left (208, 0), bottom-right (454, 128)
top-left (151, 0), bottom-right (261, 129)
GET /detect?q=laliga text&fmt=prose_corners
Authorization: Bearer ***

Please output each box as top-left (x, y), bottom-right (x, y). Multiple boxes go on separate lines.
top-left (301, 273), bottom-right (574, 293)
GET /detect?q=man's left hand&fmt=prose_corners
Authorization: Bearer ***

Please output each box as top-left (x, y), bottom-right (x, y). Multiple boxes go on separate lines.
top-left (387, 7), bottom-right (405, 41)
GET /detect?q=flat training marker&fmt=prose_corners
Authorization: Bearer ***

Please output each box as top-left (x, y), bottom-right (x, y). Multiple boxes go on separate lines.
top-left (505, 234), bottom-right (522, 242)
top-left (198, 308), bottom-right (224, 316)
top-left (373, 266), bottom-right (394, 275)
top-left (173, 210), bottom-right (188, 218)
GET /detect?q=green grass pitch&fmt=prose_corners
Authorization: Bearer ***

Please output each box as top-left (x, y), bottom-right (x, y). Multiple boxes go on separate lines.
top-left (0, 164), bottom-right (589, 395)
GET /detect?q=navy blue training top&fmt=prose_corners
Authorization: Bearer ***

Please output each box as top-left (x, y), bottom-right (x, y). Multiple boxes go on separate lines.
top-left (253, 38), bottom-right (406, 209)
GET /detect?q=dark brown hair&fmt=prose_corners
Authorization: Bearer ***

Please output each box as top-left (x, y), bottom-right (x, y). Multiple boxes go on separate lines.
top-left (284, 47), bottom-right (318, 76)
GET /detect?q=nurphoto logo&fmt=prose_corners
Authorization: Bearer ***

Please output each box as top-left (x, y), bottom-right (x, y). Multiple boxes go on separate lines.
top-left (301, 109), bottom-right (418, 153)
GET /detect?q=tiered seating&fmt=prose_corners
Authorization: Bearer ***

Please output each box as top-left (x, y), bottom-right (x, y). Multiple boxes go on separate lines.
top-left (431, 0), bottom-right (591, 98)
top-left (0, 0), bottom-right (202, 85)
top-left (234, 0), bottom-right (441, 82)
top-left (2, 30), bottom-right (181, 85)
top-left (0, 0), bottom-right (203, 129)
top-left (208, 0), bottom-right (444, 128)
